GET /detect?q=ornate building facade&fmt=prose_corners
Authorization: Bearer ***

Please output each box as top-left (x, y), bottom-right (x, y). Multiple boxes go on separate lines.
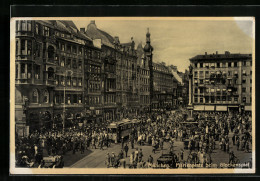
top-left (189, 51), bottom-right (252, 113)
top-left (15, 20), bottom-right (101, 136)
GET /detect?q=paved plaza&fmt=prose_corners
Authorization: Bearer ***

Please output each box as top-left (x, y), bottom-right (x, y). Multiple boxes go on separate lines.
top-left (69, 132), bottom-right (252, 168)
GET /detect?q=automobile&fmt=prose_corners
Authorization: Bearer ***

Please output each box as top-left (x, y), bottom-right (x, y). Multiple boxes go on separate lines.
top-left (40, 155), bottom-right (64, 168)
top-left (157, 153), bottom-right (177, 168)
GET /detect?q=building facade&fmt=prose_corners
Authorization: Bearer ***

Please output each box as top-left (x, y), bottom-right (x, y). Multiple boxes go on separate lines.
top-left (189, 51), bottom-right (252, 113)
top-left (15, 20), bottom-right (101, 136)
top-left (152, 62), bottom-right (174, 111)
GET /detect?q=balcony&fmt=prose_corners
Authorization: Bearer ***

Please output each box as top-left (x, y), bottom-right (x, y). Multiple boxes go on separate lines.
top-left (54, 103), bottom-right (84, 109)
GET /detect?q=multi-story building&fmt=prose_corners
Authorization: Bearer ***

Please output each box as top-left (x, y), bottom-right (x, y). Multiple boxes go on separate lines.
top-left (176, 70), bottom-right (189, 107)
top-left (120, 39), bottom-right (139, 118)
top-left (152, 62), bottom-right (174, 111)
top-left (189, 51), bottom-right (252, 113)
top-left (79, 28), bottom-right (103, 124)
top-left (168, 65), bottom-right (181, 109)
top-left (85, 21), bottom-right (140, 121)
top-left (15, 20), bottom-right (101, 136)
top-left (85, 20), bottom-right (118, 122)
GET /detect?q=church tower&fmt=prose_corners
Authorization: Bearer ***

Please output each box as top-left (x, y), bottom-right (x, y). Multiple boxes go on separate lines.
top-left (143, 28), bottom-right (154, 112)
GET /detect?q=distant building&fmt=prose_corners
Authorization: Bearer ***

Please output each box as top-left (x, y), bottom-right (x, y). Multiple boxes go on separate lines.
top-left (189, 51), bottom-right (252, 113)
top-left (152, 62), bottom-right (174, 111)
top-left (85, 20), bottom-right (117, 122)
top-left (85, 20), bottom-right (139, 120)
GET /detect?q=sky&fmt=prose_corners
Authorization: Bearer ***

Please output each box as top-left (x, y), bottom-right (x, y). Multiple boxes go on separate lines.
top-left (74, 18), bottom-right (254, 72)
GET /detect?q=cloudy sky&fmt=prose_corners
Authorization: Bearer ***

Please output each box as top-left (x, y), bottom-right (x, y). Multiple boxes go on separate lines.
top-left (74, 18), bottom-right (254, 72)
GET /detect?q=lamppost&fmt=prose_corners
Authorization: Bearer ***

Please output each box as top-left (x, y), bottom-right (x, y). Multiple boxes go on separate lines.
top-left (63, 70), bottom-right (73, 133)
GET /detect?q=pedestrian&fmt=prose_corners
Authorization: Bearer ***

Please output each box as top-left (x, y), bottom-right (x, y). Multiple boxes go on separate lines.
top-left (131, 138), bottom-right (134, 149)
top-left (129, 152), bottom-right (135, 168)
top-left (147, 155), bottom-right (153, 164)
top-left (121, 137), bottom-right (124, 149)
top-left (105, 153), bottom-right (110, 168)
top-left (138, 148), bottom-right (143, 163)
top-left (80, 141), bottom-right (85, 154)
top-left (124, 144), bottom-right (129, 157)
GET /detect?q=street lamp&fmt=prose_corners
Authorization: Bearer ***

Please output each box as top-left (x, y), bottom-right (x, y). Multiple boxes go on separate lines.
top-left (63, 70), bottom-right (73, 133)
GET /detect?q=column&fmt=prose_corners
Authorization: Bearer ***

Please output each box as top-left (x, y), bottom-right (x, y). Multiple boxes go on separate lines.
top-left (18, 39), bottom-right (21, 55)
top-left (25, 64), bottom-right (28, 78)
top-left (188, 75), bottom-right (192, 106)
top-left (25, 40), bottom-right (28, 55)
top-left (18, 63), bottom-right (21, 79)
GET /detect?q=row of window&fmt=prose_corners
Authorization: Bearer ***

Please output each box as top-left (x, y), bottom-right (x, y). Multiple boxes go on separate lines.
top-left (194, 87), bottom-right (252, 94)
top-left (194, 78), bottom-right (252, 84)
top-left (87, 96), bottom-right (101, 105)
top-left (88, 82), bottom-right (101, 92)
top-left (140, 78), bottom-right (149, 85)
top-left (55, 94), bottom-right (83, 104)
top-left (55, 75), bottom-right (82, 87)
top-left (32, 89), bottom-right (49, 103)
top-left (140, 95), bottom-right (150, 104)
top-left (194, 60), bottom-right (252, 68)
top-left (140, 86), bottom-right (149, 92)
top-left (194, 70), bottom-right (252, 77)
top-left (104, 94), bottom-right (116, 103)
top-left (16, 39), bottom-right (32, 56)
top-left (194, 96), bottom-right (251, 103)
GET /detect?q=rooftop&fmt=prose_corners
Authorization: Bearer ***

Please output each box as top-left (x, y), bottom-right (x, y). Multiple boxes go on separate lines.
top-left (190, 51), bottom-right (252, 61)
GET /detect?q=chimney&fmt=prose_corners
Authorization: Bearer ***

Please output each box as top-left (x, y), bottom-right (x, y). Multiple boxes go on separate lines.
top-left (205, 52), bottom-right (207, 55)
top-left (80, 28), bottom-right (85, 33)
top-left (216, 51), bottom-right (218, 55)
top-left (90, 20), bottom-right (95, 24)
top-left (114, 36), bottom-right (119, 43)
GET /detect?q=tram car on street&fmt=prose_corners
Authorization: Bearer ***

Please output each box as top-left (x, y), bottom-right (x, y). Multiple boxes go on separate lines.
top-left (107, 118), bottom-right (141, 142)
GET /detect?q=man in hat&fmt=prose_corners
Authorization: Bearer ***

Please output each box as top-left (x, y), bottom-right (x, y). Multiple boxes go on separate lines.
top-left (124, 144), bottom-right (129, 157)
top-left (105, 153), bottom-right (111, 168)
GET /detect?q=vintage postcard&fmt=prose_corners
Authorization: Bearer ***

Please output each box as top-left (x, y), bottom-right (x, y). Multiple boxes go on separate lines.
top-left (10, 17), bottom-right (255, 174)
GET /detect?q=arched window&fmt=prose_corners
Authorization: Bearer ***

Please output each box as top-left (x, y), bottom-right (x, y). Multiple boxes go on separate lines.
top-left (43, 90), bottom-right (49, 103)
top-left (32, 89), bottom-right (39, 103)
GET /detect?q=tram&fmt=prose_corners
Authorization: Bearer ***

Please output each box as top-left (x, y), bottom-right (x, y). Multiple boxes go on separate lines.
top-left (107, 118), bottom-right (141, 142)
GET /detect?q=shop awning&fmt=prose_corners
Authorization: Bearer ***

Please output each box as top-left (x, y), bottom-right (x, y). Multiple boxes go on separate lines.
top-left (194, 105), bottom-right (205, 111)
top-left (204, 105), bottom-right (215, 111)
top-left (245, 106), bottom-right (252, 111)
top-left (216, 106), bottom-right (227, 111)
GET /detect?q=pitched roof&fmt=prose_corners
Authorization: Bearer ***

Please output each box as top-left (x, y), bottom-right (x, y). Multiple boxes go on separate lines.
top-left (86, 21), bottom-right (115, 48)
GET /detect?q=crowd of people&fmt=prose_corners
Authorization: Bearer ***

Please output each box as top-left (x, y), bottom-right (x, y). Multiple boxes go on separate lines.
top-left (15, 108), bottom-right (252, 169)
top-left (15, 126), bottom-right (112, 168)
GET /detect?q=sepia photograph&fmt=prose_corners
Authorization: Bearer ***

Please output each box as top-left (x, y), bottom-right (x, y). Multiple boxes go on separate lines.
top-left (9, 17), bottom-right (255, 174)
